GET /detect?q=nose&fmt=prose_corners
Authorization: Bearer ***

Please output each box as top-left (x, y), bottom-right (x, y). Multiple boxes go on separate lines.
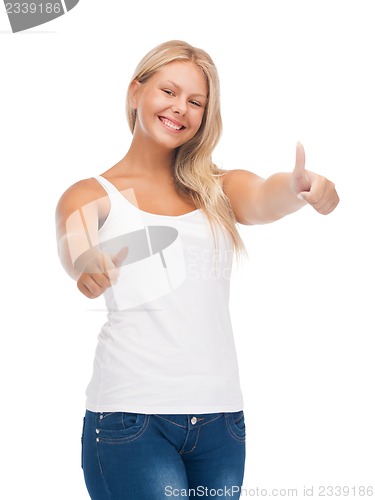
top-left (171, 98), bottom-right (187, 116)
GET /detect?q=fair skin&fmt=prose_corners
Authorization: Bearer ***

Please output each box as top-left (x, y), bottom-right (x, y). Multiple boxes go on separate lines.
top-left (55, 60), bottom-right (339, 298)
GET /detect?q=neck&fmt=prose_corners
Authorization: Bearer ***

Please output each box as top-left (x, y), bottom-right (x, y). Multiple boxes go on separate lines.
top-left (119, 134), bottom-right (176, 181)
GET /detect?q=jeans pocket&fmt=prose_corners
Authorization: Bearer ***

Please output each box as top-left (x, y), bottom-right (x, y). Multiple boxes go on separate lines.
top-left (225, 410), bottom-right (246, 442)
top-left (99, 412), bottom-right (138, 430)
top-left (97, 412), bottom-right (150, 444)
top-left (81, 416), bottom-right (86, 469)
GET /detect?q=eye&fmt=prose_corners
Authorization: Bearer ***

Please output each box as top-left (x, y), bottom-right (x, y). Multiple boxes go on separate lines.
top-left (162, 89), bottom-right (174, 96)
top-left (190, 100), bottom-right (202, 107)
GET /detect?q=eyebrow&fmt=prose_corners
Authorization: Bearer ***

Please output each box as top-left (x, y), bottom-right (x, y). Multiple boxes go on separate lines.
top-left (164, 80), bottom-right (207, 99)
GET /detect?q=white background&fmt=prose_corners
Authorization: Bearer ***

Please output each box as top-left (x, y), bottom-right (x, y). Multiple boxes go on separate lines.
top-left (1, 0), bottom-right (374, 498)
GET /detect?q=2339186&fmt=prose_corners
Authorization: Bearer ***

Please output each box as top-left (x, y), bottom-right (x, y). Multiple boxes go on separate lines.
top-left (5, 3), bottom-right (62, 14)
top-left (318, 485), bottom-right (373, 496)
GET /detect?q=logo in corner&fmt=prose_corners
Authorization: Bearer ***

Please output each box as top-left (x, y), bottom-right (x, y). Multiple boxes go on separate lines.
top-left (4, 0), bottom-right (80, 33)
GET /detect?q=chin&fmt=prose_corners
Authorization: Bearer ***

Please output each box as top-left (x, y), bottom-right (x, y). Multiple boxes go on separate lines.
top-left (155, 133), bottom-right (192, 150)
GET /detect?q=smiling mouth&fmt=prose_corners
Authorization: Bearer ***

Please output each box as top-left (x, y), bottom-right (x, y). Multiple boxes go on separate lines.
top-left (158, 116), bottom-right (186, 131)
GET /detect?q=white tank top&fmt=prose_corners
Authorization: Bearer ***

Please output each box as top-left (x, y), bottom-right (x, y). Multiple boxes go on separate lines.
top-left (85, 175), bottom-right (244, 414)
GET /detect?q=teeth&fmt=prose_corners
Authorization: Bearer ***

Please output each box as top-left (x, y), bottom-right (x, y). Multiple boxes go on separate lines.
top-left (160, 117), bottom-right (182, 130)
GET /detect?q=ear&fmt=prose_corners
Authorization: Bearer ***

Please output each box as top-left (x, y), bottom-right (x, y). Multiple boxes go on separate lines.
top-left (129, 80), bottom-right (142, 109)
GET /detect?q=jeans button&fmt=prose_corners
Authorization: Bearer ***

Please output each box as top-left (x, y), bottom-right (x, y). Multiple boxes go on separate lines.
top-left (191, 416), bottom-right (197, 425)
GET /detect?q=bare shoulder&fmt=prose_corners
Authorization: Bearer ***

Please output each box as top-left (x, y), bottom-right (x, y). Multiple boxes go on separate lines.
top-left (219, 168), bottom-right (262, 186)
top-left (55, 177), bottom-right (106, 224)
top-left (218, 168), bottom-right (264, 225)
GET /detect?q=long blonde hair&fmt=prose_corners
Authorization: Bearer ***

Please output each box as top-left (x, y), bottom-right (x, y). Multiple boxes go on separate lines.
top-left (125, 40), bottom-right (248, 265)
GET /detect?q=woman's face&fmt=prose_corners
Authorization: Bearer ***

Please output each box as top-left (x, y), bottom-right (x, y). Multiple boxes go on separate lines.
top-left (131, 60), bottom-right (208, 150)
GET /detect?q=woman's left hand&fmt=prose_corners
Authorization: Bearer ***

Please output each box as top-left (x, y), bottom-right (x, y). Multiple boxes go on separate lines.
top-left (291, 142), bottom-right (340, 215)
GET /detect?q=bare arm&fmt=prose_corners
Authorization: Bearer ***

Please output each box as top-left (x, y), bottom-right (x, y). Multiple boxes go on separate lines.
top-left (55, 179), bottom-right (128, 298)
top-left (222, 142), bottom-right (339, 225)
top-left (55, 179), bottom-right (100, 280)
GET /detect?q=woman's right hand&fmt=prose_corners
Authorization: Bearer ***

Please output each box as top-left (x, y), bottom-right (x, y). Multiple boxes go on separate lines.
top-left (76, 246), bottom-right (129, 299)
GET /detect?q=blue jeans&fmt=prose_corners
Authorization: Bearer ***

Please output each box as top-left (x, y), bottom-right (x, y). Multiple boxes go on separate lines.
top-left (82, 410), bottom-right (246, 499)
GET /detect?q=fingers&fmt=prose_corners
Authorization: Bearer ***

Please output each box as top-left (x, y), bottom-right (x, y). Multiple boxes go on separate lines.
top-left (306, 192), bottom-right (339, 215)
top-left (292, 143), bottom-right (340, 215)
top-left (77, 269), bottom-right (112, 298)
top-left (302, 177), bottom-right (340, 215)
top-left (76, 247), bottom-right (129, 299)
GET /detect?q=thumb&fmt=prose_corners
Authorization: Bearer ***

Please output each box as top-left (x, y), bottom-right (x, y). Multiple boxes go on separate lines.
top-left (112, 246), bottom-right (129, 267)
top-left (105, 246), bottom-right (129, 283)
top-left (292, 141), bottom-right (311, 195)
top-left (294, 141), bottom-right (305, 172)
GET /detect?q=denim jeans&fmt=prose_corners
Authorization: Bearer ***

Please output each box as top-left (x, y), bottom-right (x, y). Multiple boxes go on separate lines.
top-left (82, 410), bottom-right (246, 499)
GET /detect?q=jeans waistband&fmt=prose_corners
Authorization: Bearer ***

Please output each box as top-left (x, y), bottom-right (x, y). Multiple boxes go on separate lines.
top-left (87, 410), bottom-right (242, 430)
top-left (154, 412), bottom-right (227, 429)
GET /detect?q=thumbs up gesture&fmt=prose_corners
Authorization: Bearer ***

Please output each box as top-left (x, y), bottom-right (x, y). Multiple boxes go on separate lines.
top-left (291, 142), bottom-right (339, 215)
top-left (76, 246), bottom-right (129, 299)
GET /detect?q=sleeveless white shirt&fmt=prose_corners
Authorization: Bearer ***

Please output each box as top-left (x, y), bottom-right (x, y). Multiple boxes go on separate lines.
top-left (85, 175), bottom-right (244, 414)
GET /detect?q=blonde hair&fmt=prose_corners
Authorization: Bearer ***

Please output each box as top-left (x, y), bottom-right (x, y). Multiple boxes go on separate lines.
top-left (125, 40), bottom-right (248, 265)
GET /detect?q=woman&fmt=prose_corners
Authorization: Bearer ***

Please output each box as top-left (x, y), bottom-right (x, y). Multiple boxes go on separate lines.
top-left (55, 40), bottom-right (339, 499)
